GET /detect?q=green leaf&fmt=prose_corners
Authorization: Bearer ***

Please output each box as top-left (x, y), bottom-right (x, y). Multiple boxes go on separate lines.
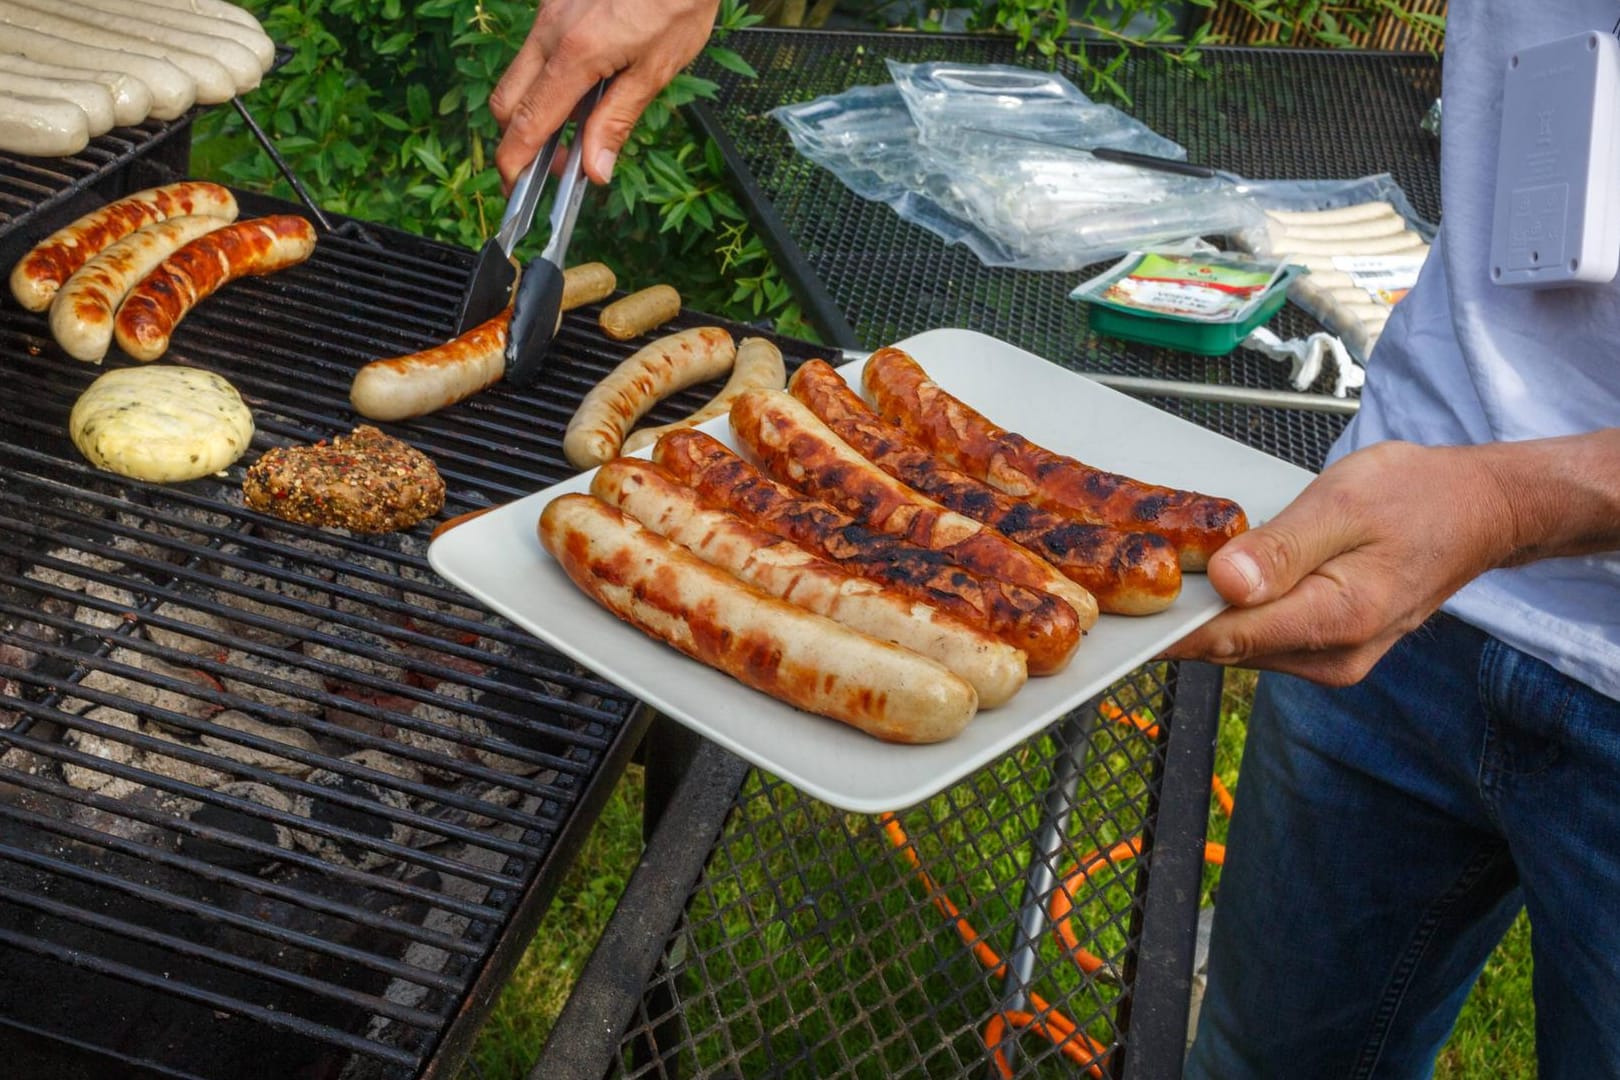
top-left (412, 144), bottom-right (449, 179)
top-left (704, 46), bottom-right (757, 78)
top-left (406, 82), bottom-right (431, 125)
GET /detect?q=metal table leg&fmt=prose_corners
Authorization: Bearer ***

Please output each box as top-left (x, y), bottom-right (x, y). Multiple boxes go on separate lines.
top-left (993, 699), bottom-right (1101, 1074)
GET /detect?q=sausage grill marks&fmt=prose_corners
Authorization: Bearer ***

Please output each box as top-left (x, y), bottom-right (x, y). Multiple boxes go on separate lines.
top-left (861, 347), bottom-right (1248, 571)
top-left (729, 387), bottom-right (1100, 630)
top-left (114, 214), bottom-right (317, 362)
top-left (9, 181), bottom-right (238, 312)
top-left (350, 308), bottom-right (513, 422)
top-left (651, 429), bottom-right (1081, 676)
top-left (539, 493), bottom-right (979, 744)
top-left (787, 359), bottom-right (1182, 615)
top-left (591, 458), bottom-right (1028, 709)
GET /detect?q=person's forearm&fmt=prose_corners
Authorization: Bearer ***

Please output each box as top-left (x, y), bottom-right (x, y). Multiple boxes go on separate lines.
top-left (1479, 427), bottom-right (1620, 566)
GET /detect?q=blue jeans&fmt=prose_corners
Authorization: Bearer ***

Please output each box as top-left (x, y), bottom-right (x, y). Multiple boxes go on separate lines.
top-left (1186, 613), bottom-right (1620, 1080)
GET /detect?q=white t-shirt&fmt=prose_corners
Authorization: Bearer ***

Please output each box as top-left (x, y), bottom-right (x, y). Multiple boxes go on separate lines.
top-left (1328, 0), bottom-right (1620, 699)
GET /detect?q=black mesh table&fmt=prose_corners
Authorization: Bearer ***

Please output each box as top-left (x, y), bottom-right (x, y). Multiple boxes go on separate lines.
top-left (532, 30), bottom-right (1442, 1080)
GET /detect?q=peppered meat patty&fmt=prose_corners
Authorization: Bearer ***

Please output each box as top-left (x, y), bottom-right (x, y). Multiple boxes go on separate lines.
top-left (243, 426), bottom-right (445, 534)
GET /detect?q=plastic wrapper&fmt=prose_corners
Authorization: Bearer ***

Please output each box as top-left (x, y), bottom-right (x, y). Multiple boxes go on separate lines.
top-left (886, 60), bottom-right (1186, 160)
top-left (771, 80), bottom-right (1266, 271)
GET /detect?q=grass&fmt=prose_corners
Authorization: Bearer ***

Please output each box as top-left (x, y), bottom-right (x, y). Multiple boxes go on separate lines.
top-left (461, 669), bottom-right (1537, 1078)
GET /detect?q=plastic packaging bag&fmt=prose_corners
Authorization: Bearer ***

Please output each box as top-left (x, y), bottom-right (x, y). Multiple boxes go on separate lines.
top-left (771, 79), bottom-right (1266, 271)
top-left (887, 60), bottom-right (1186, 160)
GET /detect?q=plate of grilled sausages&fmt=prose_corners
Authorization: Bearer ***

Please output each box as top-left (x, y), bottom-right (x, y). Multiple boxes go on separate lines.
top-left (429, 328), bottom-right (1315, 814)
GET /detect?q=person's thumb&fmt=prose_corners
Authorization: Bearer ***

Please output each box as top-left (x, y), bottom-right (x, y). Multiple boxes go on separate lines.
top-left (1205, 481), bottom-right (1358, 607)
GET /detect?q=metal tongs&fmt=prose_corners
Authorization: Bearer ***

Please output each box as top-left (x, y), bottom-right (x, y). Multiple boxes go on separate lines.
top-left (453, 78), bottom-right (608, 386)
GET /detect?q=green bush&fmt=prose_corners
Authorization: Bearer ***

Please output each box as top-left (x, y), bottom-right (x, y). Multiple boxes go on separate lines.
top-left (194, 0), bottom-right (810, 337)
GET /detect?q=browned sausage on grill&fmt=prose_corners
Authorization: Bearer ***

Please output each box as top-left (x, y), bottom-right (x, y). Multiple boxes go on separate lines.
top-left (538, 492), bottom-right (979, 744)
top-left (10, 181), bottom-right (238, 312)
top-left (350, 308), bottom-right (511, 421)
top-left (861, 347), bottom-right (1248, 571)
top-left (114, 215), bottom-right (317, 362)
top-left (729, 387), bottom-right (1099, 630)
top-left (651, 429), bottom-right (1081, 676)
top-left (787, 359), bottom-right (1181, 615)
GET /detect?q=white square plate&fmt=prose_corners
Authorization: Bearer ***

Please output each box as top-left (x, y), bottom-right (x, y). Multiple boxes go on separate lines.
top-left (429, 328), bottom-right (1315, 814)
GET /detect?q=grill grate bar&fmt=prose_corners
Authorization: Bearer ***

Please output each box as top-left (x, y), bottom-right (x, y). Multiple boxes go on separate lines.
top-left (0, 871), bottom-right (448, 1026)
top-left (0, 926), bottom-right (420, 1067)
top-left (0, 765), bottom-right (505, 922)
top-left (4, 607), bottom-right (589, 797)
top-left (0, 712), bottom-right (530, 891)
top-left (2, 697), bottom-right (540, 884)
top-left (0, 1016), bottom-right (215, 1080)
top-left (0, 477), bottom-right (616, 706)
top-left (0, 800), bottom-right (483, 959)
top-left (4, 594), bottom-right (597, 790)
top-left (0, 446), bottom-right (624, 693)
top-left (3, 531), bottom-right (623, 731)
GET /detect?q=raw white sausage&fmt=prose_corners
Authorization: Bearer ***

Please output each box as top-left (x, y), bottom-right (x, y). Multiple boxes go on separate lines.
top-left (0, 53), bottom-right (151, 127)
top-left (0, 1), bottom-right (239, 103)
top-left (0, 23), bottom-right (196, 119)
top-left (143, 0), bottom-right (265, 34)
top-left (539, 492), bottom-right (980, 744)
top-left (0, 70), bottom-right (112, 136)
top-left (68, 0), bottom-right (274, 74)
top-left (1267, 214), bottom-right (1405, 245)
top-left (1266, 201), bottom-right (1396, 226)
top-left (0, 92), bottom-right (89, 157)
top-left (591, 457), bottom-right (1028, 708)
top-left (1276, 231), bottom-right (1427, 257)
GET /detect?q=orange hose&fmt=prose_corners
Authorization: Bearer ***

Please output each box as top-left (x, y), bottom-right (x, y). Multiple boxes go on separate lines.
top-left (1099, 700), bottom-right (1160, 740)
top-left (883, 754), bottom-right (1236, 1080)
top-left (883, 814), bottom-right (1108, 1078)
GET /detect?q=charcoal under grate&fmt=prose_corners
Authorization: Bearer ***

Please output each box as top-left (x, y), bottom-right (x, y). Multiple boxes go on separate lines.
top-left (0, 173), bottom-right (827, 1077)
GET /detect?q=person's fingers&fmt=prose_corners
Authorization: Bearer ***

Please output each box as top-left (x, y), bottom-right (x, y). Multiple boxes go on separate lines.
top-left (489, 35), bottom-right (547, 128)
top-left (1204, 478), bottom-right (1363, 607)
top-left (1164, 570), bottom-right (1364, 667)
top-left (493, 64), bottom-right (603, 192)
top-left (578, 70), bottom-right (662, 183)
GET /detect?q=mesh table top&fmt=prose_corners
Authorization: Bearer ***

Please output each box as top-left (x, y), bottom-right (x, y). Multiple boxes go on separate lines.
top-left (688, 30), bottom-right (1443, 473)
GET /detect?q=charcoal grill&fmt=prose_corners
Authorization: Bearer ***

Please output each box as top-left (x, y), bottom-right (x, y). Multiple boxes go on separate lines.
top-left (0, 111), bottom-right (826, 1078)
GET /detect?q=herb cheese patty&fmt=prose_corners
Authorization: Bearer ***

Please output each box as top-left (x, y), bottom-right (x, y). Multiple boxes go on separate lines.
top-left (70, 366), bottom-right (254, 482)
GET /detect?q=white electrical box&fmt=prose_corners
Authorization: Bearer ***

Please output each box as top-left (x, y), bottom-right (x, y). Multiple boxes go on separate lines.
top-left (1490, 30), bottom-right (1620, 289)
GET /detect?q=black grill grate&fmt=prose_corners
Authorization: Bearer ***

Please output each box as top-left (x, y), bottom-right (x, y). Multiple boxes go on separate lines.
top-left (689, 31), bottom-right (1443, 472)
top-left (0, 118), bottom-right (196, 243)
top-left (0, 182), bottom-right (827, 1078)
